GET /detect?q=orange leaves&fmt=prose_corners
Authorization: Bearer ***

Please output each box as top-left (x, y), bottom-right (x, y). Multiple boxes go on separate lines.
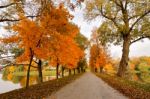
top-left (9, 17), bottom-right (45, 62)
top-left (2, 2), bottom-right (83, 70)
top-left (12, 17), bottom-right (42, 49)
top-left (40, 4), bottom-right (78, 38)
top-left (48, 34), bottom-right (84, 69)
top-left (39, 3), bottom-right (82, 69)
top-left (90, 44), bottom-right (107, 69)
top-left (1, 36), bottom-right (19, 44)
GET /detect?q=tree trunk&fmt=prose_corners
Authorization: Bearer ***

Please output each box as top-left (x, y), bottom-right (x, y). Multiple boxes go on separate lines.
top-left (61, 66), bottom-right (65, 78)
top-left (73, 69), bottom-right (75, 75)
top-left (26, 48), bottom-right (33, 88)
top-left (69, 69), bottom-right (71, 76)
top-left (100, 67), bottom-right (103, 73)
top-left (95, 68), bottom-right (97, 73)
top-left (81, 66), bottom-right (83, 72)
top-left (77, 67), bottom-right (80, 73)
top-left (38, 59), bottom-right (43, 83)
top-left (90, 66), bottom-right (94, 72)
top-left (56, 63), bottom-right (59, 79)
top-left (117, 34), bottom-right (130, 77)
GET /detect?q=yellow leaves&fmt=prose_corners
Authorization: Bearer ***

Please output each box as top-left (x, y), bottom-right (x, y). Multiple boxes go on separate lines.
top-left (8, 66), bottom-right (15, 72)
top-left (5, 66), bottom-right (15, 80)
top-left (104, 63), bottom-right (115, 74)
top-left (7, 74), bottom-right (13, 81)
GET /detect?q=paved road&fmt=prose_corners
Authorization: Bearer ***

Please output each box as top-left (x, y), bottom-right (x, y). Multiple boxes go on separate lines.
top-left (48, 72), bottom-right (128, 99)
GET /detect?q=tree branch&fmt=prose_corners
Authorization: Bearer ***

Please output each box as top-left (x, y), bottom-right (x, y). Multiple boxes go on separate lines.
top-left (0, 2), bottom-right (24, 9)
top-left (0, 3), bottom-right (16, 9)
top-left (33, 60), bottom-right (38, 64)
top-left (129, 10), bottom-right (150, 33)
top-left (128, 15), bottom-right (140, 21)
top-left (111, 0), bottom-right (122, 7)
top-left (125, 0), bottom-right (128, 9)
top-left (130, 36), bottom-right (150, 45)
top-left (100, 5), bottom-right (120, 30)
top-left (0, 15), bottom-right (39, 22)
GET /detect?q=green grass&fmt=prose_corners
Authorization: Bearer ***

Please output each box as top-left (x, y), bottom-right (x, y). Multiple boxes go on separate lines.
top-left (13, 70), bottom-right (56, 76)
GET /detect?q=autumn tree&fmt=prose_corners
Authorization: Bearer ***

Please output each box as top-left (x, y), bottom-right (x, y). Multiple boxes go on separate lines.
top-left (0, 0), bottom-right (85, 88)
top-left (90, 27), bottom-right (110, 73)
top-left (75, 33), bottom-right (89, 73)
top-left (59, 33), bottom-right (88, 76)
top-left (85, 0), bottom-right (150, 77)
top-left (2, 15), bottom-right (50, 88)
top-left (75, 33), bottom-right (89, 50)
top-left (48, 34), bottom-right (84, 78)
top-left (1, 1), bottom-right (84, 87)
top-left (90, 44), bottom-right (108, 73)
top-left (90, 44), bottom-right (99, 72)
top-left (38, 3), bottom-right (84, 79)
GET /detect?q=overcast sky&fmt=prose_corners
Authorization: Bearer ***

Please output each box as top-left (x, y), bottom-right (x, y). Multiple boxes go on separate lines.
top-left (70, 6), bottom-right (150, 58)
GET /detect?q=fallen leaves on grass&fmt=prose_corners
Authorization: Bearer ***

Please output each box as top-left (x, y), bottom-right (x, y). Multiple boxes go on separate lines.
top-left (0, 73), bottom-right (83, 99)
top-left (96, 74), bottom-right (150, 99)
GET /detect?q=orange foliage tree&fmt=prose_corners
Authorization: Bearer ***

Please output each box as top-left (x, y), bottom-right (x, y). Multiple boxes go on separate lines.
top-left (39, 4), bottom-right (84, 79)
top-left (48, 34), bottom-right (84, 79)
top-left (1, 2), bottom-right (84, 87)
top-left (90, 27), bottom-right (109, 73)
top-left (2, 15), bottom-right (50, 88)
top-left (90, 44), bottom-right (107, 73)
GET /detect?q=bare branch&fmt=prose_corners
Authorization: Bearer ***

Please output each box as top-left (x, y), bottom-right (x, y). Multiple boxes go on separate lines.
top-left (0, 15), bottom-right (39, 22)
top-left (0, 3), bottom-right (16, 9)
top-left (130, 36), bottom-right (150, 45)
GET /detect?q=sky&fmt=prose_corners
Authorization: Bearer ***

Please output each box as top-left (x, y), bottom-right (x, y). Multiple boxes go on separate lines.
top-left (70, 5), bottom-right (150, 58)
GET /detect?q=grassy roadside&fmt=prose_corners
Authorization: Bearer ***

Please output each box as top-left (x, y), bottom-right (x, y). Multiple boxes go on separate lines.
top-left (96, 73), bottom-right (150, 99)
top-left (0, 73), bottom-right (84, 99)
top-left (13, 70), bottom-right (57, 76)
